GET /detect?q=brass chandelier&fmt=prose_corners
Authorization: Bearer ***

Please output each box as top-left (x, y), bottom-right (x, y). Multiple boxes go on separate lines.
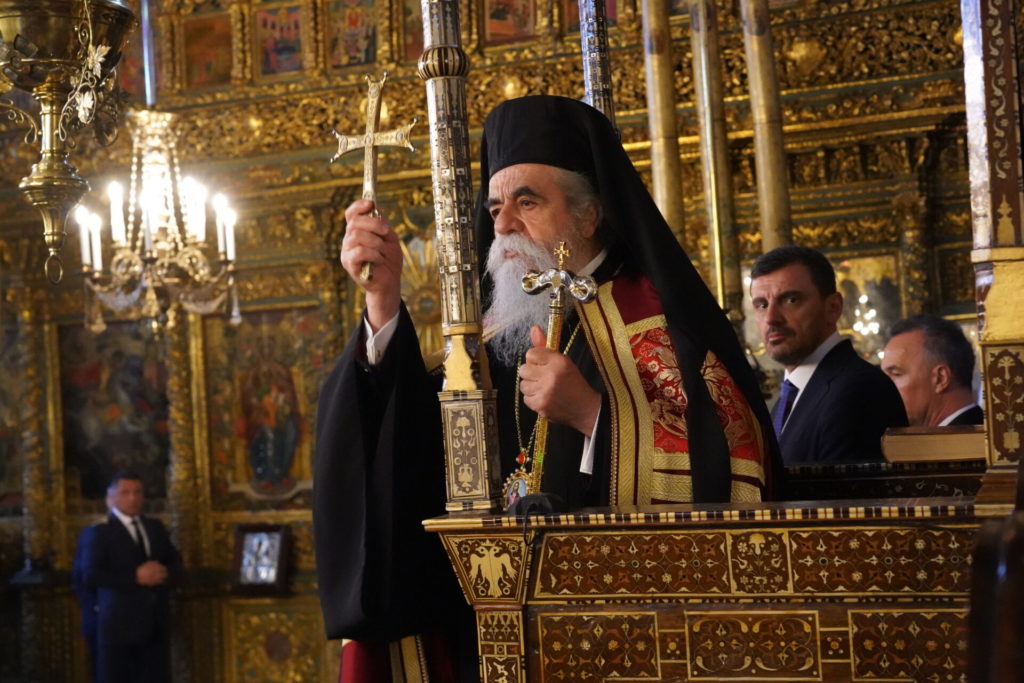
top-left (75, 109), bottom-right (240, 336)
top-left (0, 0), bottom-right (135, 282)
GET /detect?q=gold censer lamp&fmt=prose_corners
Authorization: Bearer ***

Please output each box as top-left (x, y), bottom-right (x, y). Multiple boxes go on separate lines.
top-left (0, 0), bottom-right (135, 282)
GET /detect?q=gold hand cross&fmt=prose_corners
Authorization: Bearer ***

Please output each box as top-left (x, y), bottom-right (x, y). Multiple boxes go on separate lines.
top-left (331, 72), bottom-right (416, 281)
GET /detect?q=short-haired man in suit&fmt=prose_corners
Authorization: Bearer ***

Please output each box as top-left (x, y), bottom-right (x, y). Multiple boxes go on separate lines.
top-left (85, 471), bottom-right (181, 683)
top-left (750, 246), bottom-right (908, 464)
top-left (882, 314), bottom-right (984, 426)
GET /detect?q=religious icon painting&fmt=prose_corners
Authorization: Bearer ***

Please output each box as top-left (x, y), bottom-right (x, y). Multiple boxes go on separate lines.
top-left (483, 0), bottom-right (537, 45)
top-left (58, 321), bottom-right (170, 502)
top-left (561, 0), bottom-right (618, 34)
top-left (324, 0), bottom-right (377, 69)
top-left (204, 306), bottom-right (330, 509)
top-left (116, 25), bottom-right (146, 103)
top-left (0, 327), bottom-right (22, 514)
top-left (253, 3), bottom-right (307, 79)
top-left (232, 524), bottom-right (291, 595)
top-left (402, 0), bottom-right (424, 62)
top-left (182, 13), bottom-right (233, 90)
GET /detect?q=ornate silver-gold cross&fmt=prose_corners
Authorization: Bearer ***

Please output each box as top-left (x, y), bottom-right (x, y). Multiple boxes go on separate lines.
top-left (331, 72), bottom-right (417, 281)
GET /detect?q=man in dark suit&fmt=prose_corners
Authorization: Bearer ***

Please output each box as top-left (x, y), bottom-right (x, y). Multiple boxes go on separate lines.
top-left (750, 246), bottom-right (908, 464)
top-left (882, 314), bottom-right (984, 426)
top-left (85, 471), bottom-right (181, 683)
top-left (72, 493), bottom-right (113, 681)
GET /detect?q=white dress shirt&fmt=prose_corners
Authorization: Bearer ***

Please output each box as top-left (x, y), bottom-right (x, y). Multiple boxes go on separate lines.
top-left (938, 403), bottom-right (980, 426)
top-left (111, 506), bottom-right (150, 558)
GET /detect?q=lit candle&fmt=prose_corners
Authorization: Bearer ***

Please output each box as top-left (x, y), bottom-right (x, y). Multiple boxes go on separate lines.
top-left (224, 207), bottom-right (237, 262)
top-left (180, 177), bottom-right (196, 240)
top-left (212, 193), bottom-right (228, 255)
top-left (89, 213), bottom-right (104, 272)
top-left (188, 179), bottom-right (208, 244)
top-left (107, 181), bottom-right (126, 245)
top-left (75, 205), bottom-right (91, 269)
top-left (141, 186), bottom-right (154, 253)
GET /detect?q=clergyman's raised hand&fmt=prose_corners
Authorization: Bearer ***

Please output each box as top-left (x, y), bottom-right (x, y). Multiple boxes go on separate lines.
top-left (341, 199), bottom-right (403, 331)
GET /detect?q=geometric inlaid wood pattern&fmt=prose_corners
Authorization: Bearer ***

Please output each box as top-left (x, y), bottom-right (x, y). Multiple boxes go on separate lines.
top-left (535, 533), bottom-right (730, 598)
top-left (789, 528), bottom-right (973, 593)
top-left (531, 526), bottom-right (975, 600)
top-left (523, 606), bottom-right (968, 682)
top-left (538, 613), bottom-right (658, 679)
top-left (685, 611), bottom-right (820, 680)
top-left (849, 610), bottom-right (967, 681)
top-left (984, 345), bottom-right (1024, 464)
top-left (478, 611), bottom-right (526, 683)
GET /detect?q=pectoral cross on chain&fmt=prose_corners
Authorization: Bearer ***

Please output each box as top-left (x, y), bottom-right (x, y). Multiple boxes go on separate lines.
top-left (331, 72), bottom-right (417, 281)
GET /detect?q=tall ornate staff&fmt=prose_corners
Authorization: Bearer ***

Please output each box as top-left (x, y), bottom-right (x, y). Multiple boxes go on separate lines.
top-left (331, 72), bottom-right (416, 281)
top-left (502, 243), bottom-right (597, 509)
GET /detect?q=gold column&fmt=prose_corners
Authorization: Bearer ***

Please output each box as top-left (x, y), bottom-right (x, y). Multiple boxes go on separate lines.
top-left (738, 0), bottom-right (791, 251)
top-left (962, 0), bottom-right (1024, 502)
top-left (893, 191), bottom-right (929, 316)
top-left (418, 0), bottom-right (501, 511)
top-left (164, 305), bottom-right (199, 681)
top-left (689, 0), bottom-right (742, 315)
top-left (16, 285), bottom-right (46, 682)
top-left (18, 288), bottom-right (50, 567)
top-left (165, 306), bottom-right (199, 567)
top-left (641, 0), bottom-right (685, 232)
top-left (577, 0), bottom-right (617, 124)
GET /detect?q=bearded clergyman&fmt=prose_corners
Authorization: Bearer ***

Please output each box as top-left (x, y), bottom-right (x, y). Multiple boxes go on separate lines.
top-left (312, 96), bottom-right (781, 681)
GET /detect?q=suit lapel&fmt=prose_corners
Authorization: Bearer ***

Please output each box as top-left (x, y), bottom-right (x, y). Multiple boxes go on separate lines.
top-left (779, 340), bottom-right (853, 448)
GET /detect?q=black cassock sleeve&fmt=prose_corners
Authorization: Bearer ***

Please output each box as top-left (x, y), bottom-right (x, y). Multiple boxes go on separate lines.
top-left (313, 305), bottom-right (465, 642)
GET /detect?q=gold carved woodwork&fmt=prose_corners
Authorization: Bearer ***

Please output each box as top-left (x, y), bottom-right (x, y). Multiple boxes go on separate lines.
top-left (893, 191), bottom-right (929, 316)
top-left (935, 245), bottom-right (976, 306)
top-left (233, 263), bottom-right (336, 304)
top-left (222, 599), bottom-right (327, 682)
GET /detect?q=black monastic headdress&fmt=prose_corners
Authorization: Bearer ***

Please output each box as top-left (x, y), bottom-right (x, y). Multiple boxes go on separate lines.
top-left (474, 95), bottom-right (781, 503)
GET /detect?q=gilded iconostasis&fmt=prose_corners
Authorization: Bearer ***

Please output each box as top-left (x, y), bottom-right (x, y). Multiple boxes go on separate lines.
top-left (0, 0), bottom-right (975, 679)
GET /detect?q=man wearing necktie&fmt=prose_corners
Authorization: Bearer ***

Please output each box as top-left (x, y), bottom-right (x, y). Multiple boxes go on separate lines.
top-left (750, 246), bottom-right (907, 464)
top-left (84, 471), bottom-right (181, 683)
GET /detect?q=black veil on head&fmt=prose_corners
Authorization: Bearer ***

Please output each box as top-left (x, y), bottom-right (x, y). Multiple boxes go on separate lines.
top-left (473, 95), bottom-right (781, 503)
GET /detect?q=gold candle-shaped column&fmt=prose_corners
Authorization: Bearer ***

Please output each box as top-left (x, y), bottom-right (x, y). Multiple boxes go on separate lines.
top-left (641, 0), bottom-right (685, 232)
top-left (577, 0), bottom-right (616, 124)
top-left (961, 0), bottom-right (1024, 501)
top-left (739, 0), bottom-right (791, 251)
top-left (689, 0), bottom-right (743, 314)
top-left (418, 0), bottom-right (502, 511)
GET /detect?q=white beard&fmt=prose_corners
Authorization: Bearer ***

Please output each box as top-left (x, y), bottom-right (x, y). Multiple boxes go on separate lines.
top-left (483, 233), bottom-right (560, 368)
